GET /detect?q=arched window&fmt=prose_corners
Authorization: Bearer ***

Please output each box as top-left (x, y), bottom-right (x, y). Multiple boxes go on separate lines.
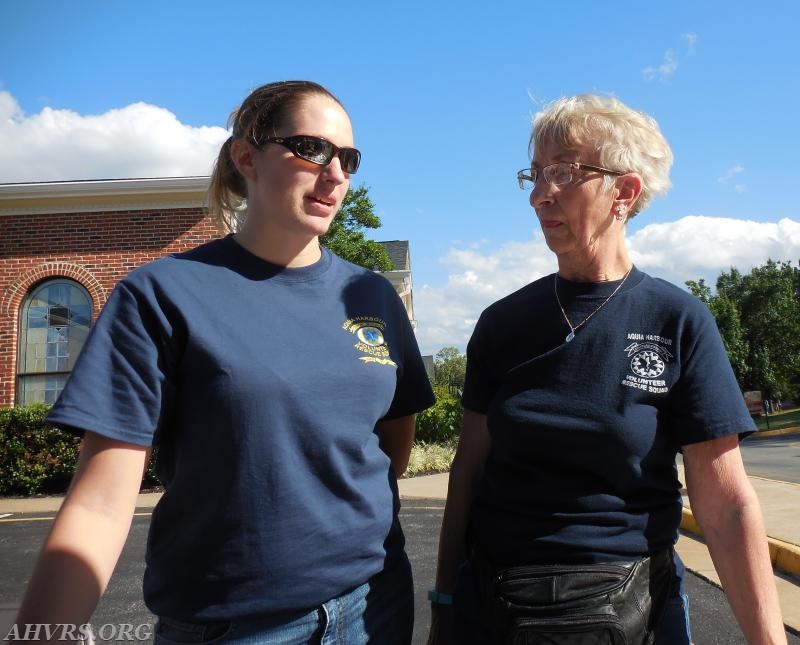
top-left (17, 279), bottom-right (93, 405)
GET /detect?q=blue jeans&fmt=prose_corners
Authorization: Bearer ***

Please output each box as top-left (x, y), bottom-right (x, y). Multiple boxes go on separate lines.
top-left (652, 573), bottom-right (691, 645)
top-left (454, 552), bottom-right (692, 644)
top-left (154, 556), bottom-right (413, 644)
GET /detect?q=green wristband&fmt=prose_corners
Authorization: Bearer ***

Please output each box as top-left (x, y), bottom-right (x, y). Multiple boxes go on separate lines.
top-left (427, 590), bottom-right (454, 605)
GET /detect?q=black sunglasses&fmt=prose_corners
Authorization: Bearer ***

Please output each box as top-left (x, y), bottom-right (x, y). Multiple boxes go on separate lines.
top-left (251, 135), bottom-right (361, 174)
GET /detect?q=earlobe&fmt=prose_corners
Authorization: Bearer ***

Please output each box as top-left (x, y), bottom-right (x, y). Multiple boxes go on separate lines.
top-left (230, 139), bottom-right (259, 182)
top-left (614, 173), bottom-right (643, 213)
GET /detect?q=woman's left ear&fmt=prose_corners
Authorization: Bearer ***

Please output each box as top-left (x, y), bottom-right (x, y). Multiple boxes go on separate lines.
top-left (613, 173), bottom-right (643, 218)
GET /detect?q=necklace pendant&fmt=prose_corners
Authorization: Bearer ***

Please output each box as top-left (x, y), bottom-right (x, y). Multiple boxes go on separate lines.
top-left (565, 331), bottom-right (575, 343)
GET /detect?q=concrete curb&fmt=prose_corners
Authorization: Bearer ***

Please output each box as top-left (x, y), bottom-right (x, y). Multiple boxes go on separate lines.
top-left (681, 507), bottom-right (800, 579)
top-left (751, 425), bottom-right (800, 439)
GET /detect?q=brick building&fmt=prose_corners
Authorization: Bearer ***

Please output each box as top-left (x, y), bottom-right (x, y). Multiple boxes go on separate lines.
top-left (0, 177), bottom-right (217, 408)
top-left (0, 178), bottom-right (418, 408)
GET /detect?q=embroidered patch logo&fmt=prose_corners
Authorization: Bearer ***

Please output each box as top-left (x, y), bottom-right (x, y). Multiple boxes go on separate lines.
top-left (630, 349), bottom-right (666, 378)
top-left (342, 316), bottom-right (397, 367)
top-left (621, 333), bottom-right (674, 394)
top-left (356, 326), bottom-right (385, 347)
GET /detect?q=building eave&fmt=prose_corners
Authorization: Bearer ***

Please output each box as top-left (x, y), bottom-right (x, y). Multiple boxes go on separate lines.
top-left (0, 177), bottom-right (210, 216)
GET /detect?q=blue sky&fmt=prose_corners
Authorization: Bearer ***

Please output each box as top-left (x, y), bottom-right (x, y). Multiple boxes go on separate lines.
top-left (2, 0), bottom-right (799, 353)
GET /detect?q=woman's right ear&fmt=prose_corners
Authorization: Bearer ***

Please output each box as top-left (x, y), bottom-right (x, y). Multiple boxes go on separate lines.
top-left (229, 138), bottom-right (259, 182)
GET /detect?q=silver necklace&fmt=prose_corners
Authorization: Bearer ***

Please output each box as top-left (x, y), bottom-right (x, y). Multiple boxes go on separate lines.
top-left (554, 267), bottom-right (632, 343)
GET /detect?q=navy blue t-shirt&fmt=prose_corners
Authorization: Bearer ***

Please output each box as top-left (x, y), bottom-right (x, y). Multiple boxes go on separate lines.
top-left (47, 235), bottom-right (435, 621)
top-left (462, 267), bottom-right (755, 566)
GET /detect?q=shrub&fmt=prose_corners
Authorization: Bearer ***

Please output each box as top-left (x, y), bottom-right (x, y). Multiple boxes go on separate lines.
top-left (415, 386), bottom-right (463, 444)
top-left (0, 404), bottom-right (160, 496)
top-left (0, 404), bottom-right (80, 496)
top-left (405, 439), bottom-right (457, 477)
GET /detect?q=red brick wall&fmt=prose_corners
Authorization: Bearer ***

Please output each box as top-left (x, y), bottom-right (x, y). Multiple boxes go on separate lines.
top-left (0, 208), bottom-right (221, 407)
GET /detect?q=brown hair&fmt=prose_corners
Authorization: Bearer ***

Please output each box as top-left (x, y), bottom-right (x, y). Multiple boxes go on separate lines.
top-left (207, 80), bottom-right (346, 232)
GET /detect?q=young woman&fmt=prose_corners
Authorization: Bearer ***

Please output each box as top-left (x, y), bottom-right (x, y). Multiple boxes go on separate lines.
top-left (14, 80), bottom-right (434, 644)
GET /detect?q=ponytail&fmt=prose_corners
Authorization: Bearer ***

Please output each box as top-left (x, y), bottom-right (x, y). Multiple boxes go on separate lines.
top-left (207, 136), bottom-right (247, 233)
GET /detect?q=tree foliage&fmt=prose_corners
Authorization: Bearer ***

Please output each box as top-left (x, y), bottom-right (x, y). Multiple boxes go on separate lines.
top-left (320, 185), bottom-right (393, 271)
top-left (433, 346), bottom-right (467, 393)
top-left (686, 260), bottom-right (800, 400)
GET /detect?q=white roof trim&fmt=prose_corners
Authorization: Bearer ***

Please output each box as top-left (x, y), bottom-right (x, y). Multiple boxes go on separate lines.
top-left (0, 177), bottom-right (210, 216)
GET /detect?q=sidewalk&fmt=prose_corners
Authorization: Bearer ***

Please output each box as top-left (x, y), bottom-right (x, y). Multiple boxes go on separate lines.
top-left (2, 466), bottom-right (798, 631)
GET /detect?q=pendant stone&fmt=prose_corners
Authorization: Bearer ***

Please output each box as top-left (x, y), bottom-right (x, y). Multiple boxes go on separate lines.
top-left (565, 331), bottom-right (575, 343)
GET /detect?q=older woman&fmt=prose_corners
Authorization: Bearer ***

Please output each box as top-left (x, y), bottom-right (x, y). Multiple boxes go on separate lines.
top-left (428, 94), bottom-right (786, 644)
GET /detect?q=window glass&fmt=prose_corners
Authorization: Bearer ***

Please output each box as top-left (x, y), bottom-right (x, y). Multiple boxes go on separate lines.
top-left (18, 280), bottom-right (93, 405)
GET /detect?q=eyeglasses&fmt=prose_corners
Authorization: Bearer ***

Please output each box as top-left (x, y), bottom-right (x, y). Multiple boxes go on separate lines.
top-left (252, 135), bottom-right (361, 174)
top-left (517, 162), bottom-right (622, 190)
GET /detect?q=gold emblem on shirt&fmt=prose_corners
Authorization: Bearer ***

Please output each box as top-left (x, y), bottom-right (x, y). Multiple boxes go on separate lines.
top-left (342, 316), bottom-right (397, 367)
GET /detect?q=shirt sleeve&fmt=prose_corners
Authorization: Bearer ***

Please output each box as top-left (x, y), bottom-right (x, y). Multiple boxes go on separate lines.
top-left (382, 292), bottom-right (435, 420)
top-left (668, 302), bottom-right (756, 446)
top-left (46, 276), bottom-right (179, 447)
top-left (461, 311), bottom-right (496, 414)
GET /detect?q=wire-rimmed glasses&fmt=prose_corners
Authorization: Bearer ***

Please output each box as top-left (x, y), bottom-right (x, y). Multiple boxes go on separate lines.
top-left (517, 162), bottom-right (623, 190)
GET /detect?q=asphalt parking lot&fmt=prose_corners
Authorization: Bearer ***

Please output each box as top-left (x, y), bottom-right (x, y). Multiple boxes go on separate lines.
top-left (1, 499), bottom-right (798, 644)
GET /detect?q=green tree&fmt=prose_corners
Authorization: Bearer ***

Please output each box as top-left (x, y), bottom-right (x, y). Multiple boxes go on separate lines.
top-left (711, 294), bottom-right (750, 382)
top-left (320, 185), bottom-right (393, 271)
top-left (687, 260), bottom-right (800, 399)
top-left (685, 278), bottom-right (712, 305)
top-left (687, 278), bottom-right (749, 382)
top-left (433, 346), bottom-right (467, 393)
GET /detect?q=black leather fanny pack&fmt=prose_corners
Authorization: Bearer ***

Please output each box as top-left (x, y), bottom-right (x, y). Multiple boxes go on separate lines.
top-left (470, 548), bottom-right (674, 645)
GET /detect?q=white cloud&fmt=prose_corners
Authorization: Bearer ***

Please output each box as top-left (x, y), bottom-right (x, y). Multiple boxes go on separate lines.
top-left (627, 215), bottom-right (799, 286)
top-left (642, 33), bottom-right (699, 82)
top-left (0, 91), bottom-right (229, 182)
top-left (683, 33), bottom-right (698, 55)
top-left (414, 217), bottom-right (800, 354)
top-left (643, 50), bottom-right (679, 81)
top-left (718, 164), bottom-right (744, 183)
top-left (414, 235), bottom-right (556, 353)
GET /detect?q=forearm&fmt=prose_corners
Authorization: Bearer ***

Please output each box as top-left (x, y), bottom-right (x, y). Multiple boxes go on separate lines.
top-left (684, 435), bottom-right (786, 644)
top-left (434, 410), bottom-right (490, 593)
top-left (435, 451), bottom-right (485, 592)
top-left (376, 415), bottom-right (415, 477)
top-left (13, 433), bottom-right (147, 643)
top-left (14, 501), bottom-right (135, 632)
top-left (700, 498), bottom-right (786, 644)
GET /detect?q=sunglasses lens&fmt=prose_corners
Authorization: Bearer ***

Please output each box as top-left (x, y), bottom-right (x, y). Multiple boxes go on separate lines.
top-left (284, 136), bottom-right (360, 173)
top-left (340, 149), bottom-right (361, 174)
top-left (294, 137), bottom-right (334, 165)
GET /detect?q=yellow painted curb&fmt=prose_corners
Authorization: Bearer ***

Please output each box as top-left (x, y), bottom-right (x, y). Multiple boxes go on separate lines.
top-left (681, 507), bottom-right (800, 578)
top-left (680, 507), bottom-right (703, 537)
top-left (772, 538), bottom-right (800, 578)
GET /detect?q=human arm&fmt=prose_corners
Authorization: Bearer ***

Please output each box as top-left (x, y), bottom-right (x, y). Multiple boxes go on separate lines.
top-left (12, 432), bottom-right (150, 643)
top-left (428, 409), bottom-right (492, 644)
top-left (376, 414), bottom-right (416, 477)
top-left (683, 435), bottom-right (786, 645)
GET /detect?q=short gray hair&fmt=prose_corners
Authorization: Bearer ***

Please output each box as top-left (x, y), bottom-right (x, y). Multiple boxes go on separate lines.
top-left (530, 94), bottom-right (673, 218)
